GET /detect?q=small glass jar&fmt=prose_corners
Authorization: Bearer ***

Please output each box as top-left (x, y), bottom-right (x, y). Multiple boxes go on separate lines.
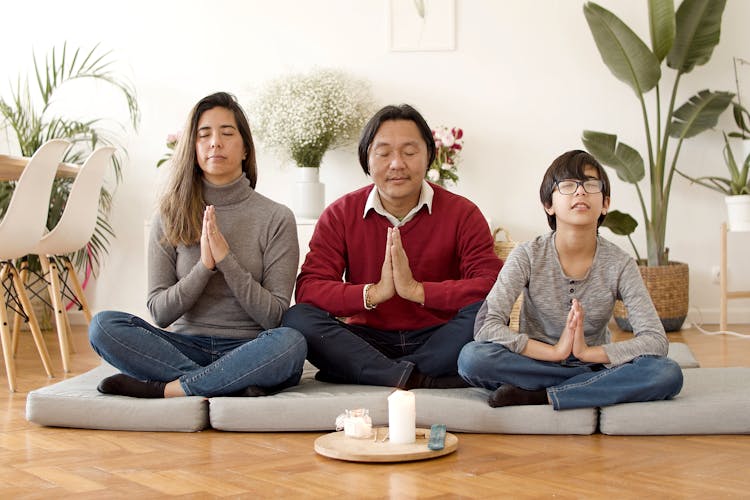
top-left (335, 408), bottom-right (372, 439)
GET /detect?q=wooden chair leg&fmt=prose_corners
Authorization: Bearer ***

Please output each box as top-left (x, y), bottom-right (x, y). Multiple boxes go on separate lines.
top-left (61, 256), bottom-right (90, 354)
top-left (10, 258), bottom-right (30, 357)
top-left (9, 265), bottom-right (54, 379)
top-left (0, 263), bottom-right (18, 392)
top-left (41, 256), bottom-right (71, 373)
top-left (62, 257), bottom-right (92, 323)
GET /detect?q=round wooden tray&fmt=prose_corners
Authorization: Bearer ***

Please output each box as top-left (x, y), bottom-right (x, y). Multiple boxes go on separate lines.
top-left (314, 427), bottom-right (458, 463)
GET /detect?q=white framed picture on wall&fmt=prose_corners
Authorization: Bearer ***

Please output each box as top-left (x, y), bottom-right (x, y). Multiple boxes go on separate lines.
top-left (388, 0), bottom-right (456, 52)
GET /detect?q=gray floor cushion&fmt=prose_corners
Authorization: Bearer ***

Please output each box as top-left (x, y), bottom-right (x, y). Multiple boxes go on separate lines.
top-left (209, 379), bottom-right (599, 434)
top-left (599, 367), bottom-right (750, 435)
top-left (209, 377), bottom-right (393, 432)
top-left (25, 343), bottom-right (700, 433)
top-left (668, 342), bottom-right (700, 368)
top-left (26, 363), bottom-right (209, 432)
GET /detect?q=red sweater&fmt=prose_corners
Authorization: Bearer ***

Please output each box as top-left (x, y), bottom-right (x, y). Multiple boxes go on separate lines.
top-left (295, 183), bottom-right (502, 331)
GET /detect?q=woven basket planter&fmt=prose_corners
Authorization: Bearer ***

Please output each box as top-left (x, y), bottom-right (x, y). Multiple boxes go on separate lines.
top-left (492, 227), bottom-right (522, 332)
top-left (613, 261), bottom-right (689, 332)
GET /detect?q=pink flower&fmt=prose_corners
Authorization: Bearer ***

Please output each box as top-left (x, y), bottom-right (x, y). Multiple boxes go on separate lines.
top-left (166, 131), bottom-right (182, 149)
top-left (427, 125), bottom-right (463, 187)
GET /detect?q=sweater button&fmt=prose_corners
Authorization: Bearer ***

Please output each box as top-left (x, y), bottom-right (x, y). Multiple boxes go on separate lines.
top-left (569, 288), bottom-right (574, 293)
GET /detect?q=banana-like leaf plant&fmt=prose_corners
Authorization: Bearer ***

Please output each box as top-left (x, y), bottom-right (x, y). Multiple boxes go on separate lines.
top-left (582, 0), bottom-right (733, 266)
top-left (0, 42), bottom-right (140, 275)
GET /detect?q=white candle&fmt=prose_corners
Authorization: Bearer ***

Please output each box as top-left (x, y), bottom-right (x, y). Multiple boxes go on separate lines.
top-left (388, 390), bottom-right (416, 444)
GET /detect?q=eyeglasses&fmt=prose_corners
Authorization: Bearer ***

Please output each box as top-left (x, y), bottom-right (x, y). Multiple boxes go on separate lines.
top-left (554, 179), bottom-right (604, 195)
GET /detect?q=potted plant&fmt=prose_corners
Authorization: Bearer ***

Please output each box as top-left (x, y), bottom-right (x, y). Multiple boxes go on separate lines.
top-left (0, 43), bottom-right (140, 281)
top-left (677, 130), bottom-right (750, 230)
top-left (581, 0), bottom-right (733, 331)
top-left (251, 68), bottom-right (374, 219)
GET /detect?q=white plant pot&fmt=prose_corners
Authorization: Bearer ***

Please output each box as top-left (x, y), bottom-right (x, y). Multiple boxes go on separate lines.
top-left (293, 167), bottom-right (325, 219)
top-left (725, 194), bottom-right (750, 232)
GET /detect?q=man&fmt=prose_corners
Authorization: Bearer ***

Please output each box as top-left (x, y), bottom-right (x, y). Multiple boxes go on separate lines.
top-left (282, 104), bottom-right (502, 389)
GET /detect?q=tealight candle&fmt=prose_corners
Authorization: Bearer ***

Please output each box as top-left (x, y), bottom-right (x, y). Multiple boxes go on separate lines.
top-left (388, 390), bottom-right (416, 444)
top-left (343, 408), bottom-right (372, 439)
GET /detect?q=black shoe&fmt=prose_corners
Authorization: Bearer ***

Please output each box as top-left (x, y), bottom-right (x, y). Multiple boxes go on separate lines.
top-left (97, 374), bottom-right (166, 399)
top-left (488, 384), bottom-right (548, 408)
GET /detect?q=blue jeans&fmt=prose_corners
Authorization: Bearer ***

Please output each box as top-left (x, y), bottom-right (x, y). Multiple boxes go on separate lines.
top-left (458, 341), bottom-right (683, 410)
top-left (282, 301), bottom-right (481, 387)
top-left (89, 311), bottom-right (307, 397)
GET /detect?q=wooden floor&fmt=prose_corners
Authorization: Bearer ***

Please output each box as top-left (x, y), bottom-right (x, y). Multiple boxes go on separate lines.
top-left (2, 322), bottom-right (750, 498)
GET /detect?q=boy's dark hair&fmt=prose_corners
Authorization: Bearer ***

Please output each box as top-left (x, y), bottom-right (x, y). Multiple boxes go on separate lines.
top-left (357, 104), bottom-right (436, 175)
top-left (539, 150), bottom-right (611, 230)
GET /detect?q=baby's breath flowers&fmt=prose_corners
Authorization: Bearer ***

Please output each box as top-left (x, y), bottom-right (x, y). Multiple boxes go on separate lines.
top-left (251, 69), bottom-right (374, 169)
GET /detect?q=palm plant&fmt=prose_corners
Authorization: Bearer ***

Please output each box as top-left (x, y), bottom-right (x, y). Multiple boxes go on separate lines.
top-left (0, 42), bottom-right (140, 275)
top-left (582, 0), bottom-right (733, 266)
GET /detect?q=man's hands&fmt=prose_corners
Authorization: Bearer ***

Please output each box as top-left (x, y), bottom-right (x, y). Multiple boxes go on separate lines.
top-left (367, 227), bottom-right (425, 307)
top-left (200, 205), bottom-right (229, 270)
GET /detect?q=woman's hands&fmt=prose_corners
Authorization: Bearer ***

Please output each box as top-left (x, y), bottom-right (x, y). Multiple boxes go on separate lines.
top-left (200, 205), bottom-right (229, 270)
top-left (367, 227), bottom-right (425, 307)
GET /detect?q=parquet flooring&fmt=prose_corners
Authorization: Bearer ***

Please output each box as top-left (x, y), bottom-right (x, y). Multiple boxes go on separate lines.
top-left (2, 322), bottom-right (749, 498)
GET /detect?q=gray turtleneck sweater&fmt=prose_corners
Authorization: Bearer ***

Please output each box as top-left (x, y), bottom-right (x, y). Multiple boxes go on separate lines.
top-left (147, 175), bottom-right (299, 339)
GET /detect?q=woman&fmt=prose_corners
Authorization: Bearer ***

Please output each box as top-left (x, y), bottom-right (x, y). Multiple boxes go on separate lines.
top-left (90, 91), bottom-right (306, 398)
top-left (458, 150), bottom-right (682, 410)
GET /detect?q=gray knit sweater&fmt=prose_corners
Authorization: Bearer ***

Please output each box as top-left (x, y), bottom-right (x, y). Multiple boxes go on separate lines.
top-left (474, 232), bottom-right (668, 366)
top-left (147, 175), bottom-right (299, 339)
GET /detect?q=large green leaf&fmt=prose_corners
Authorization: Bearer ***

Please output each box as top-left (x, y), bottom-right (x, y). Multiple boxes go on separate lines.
top-left (601, 210), bottom-right (638, 236)
top-left (583, 2), bottom-right (661, 97)
top-left (669, 89), bottom-right (734, 139)
top-left (648, 0), bottom-right (675, 62)
top-left (728, 102), bottom-right (750, 139)
top-left (667, 0), bottom-right (726, 73)
top-left (582, 130), bottom-right (645, 184)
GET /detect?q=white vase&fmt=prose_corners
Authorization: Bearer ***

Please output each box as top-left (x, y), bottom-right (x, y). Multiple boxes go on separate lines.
top-left (725, 194), bottom-right (750, 232)
top-left (293, 167), bottom-right (325, 219)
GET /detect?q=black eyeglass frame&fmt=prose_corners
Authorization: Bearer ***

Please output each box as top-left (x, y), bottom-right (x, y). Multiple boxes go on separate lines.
top-left (554, 178), bottom-right (604, 195)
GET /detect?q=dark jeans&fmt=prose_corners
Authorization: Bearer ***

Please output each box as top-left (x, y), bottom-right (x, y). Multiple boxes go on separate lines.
top-left (458, 341), bottom-right (684, 410)
top-left (89, 311), bottom-right (307, 397)
top-left (282, 301), bottom-right (481, 387)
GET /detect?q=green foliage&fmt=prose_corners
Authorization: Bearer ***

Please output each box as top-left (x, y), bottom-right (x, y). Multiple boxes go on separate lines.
top-left (601, 210), bottom-right (641, 261)
top-left (0, 43), bottom-right (140, 274)
top-left (582, 0), bottom-right (732, 266)
top-left (678, 132), bottom-right (750, 195)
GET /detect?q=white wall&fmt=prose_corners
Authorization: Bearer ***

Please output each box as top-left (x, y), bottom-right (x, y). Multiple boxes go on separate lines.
top-left (2, 0), bottom-right (749, 324)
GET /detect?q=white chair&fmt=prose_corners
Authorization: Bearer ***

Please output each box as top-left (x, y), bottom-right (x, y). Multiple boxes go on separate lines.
top-left (20, 146), bottom-right (115, 373)
top-left (0, 139), bottom-right (71, 391)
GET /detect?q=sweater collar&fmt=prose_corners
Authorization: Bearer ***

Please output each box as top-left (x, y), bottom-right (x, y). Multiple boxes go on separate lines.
top-left (202, 175), bottom-right (253, 207)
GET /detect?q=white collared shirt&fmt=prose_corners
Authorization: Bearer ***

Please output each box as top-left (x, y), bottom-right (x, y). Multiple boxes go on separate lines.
top-left (363, 180), bottom-right (434, 227)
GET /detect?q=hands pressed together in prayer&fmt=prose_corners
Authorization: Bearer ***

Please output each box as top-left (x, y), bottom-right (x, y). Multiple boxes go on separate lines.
top-left (200, 205), bottom-right (229, 270)
top-left (367, 227), bottom-right (425, 306)
top-left (551, 299), bottom-right (609, 364)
